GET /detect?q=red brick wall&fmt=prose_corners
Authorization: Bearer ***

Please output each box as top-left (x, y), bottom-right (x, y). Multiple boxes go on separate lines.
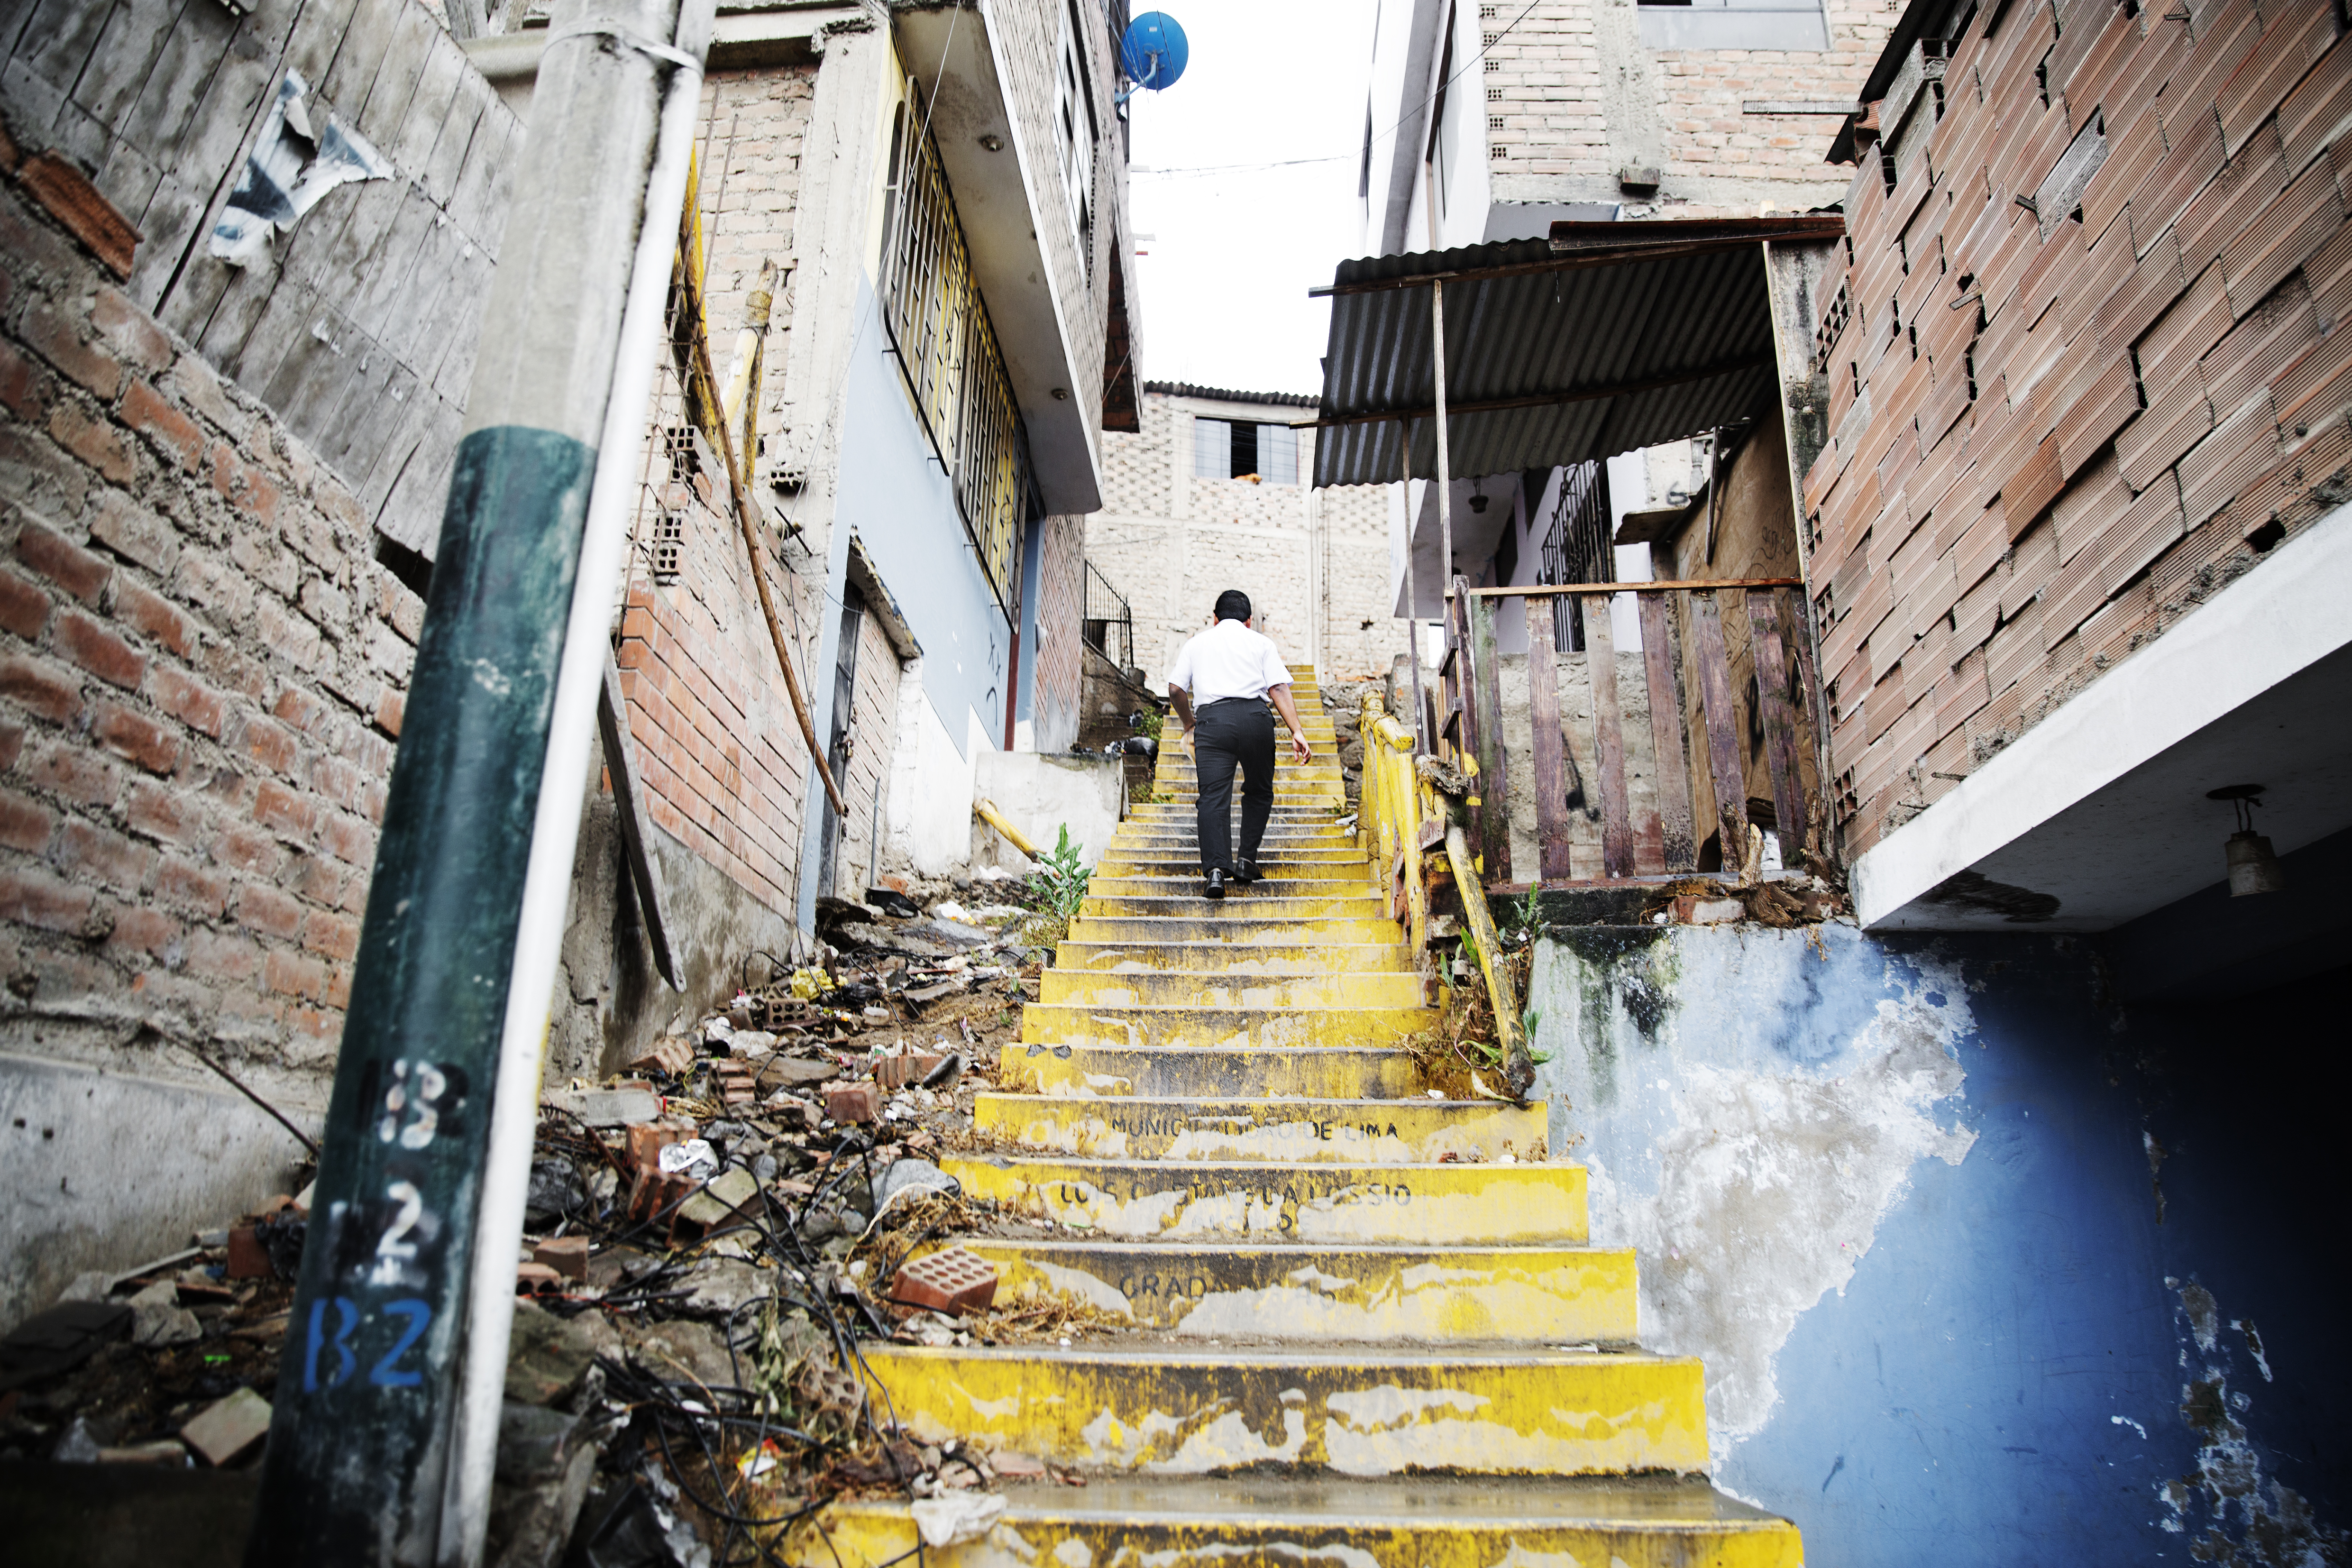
top-left (0, 171), bottom-right (417, 1066)
top-left (1807, 0), bottom-right (2352, 858)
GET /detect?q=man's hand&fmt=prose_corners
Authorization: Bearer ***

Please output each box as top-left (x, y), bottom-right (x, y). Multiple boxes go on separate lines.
top-left (1290, 731), bottom-right (1311, 765)
top-left (1267, 682), bottom-right (1312, 767)
top-left (1182, 726), bottom-right (1196, 761)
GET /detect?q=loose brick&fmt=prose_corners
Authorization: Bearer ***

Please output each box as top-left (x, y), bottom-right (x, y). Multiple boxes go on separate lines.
top-left (92, 699), bottom-right (182, 774)
top-left (889, 1246), bottom-right (998, 1316)
top-left (54, 607), bottom-right (148, 689)
top-left (16, 520), bottom-right (112, 604)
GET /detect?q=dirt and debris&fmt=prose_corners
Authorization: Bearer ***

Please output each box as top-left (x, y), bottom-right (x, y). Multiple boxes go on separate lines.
top-left (0, 880), bottom-right (1108, 1565)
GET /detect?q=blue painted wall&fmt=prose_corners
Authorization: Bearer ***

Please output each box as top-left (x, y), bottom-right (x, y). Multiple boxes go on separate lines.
top-left (1014, 514), bottom-right (1044, 727)
top-left (1525, 923), bottom-right (2347, 1565)
top-left (833, 278), bottom-right (1011, 765)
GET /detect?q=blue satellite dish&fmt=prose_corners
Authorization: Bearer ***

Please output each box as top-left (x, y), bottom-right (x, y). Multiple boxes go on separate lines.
top-left (1120, 12), bottom-right (1189, 91)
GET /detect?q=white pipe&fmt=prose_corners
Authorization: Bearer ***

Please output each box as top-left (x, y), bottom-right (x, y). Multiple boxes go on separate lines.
top-left (439, 6), bottom-right (714, 1560)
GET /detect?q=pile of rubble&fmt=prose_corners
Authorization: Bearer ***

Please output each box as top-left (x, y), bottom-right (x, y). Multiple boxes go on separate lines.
top-left (0, 885), bottom-right (1107, 1567)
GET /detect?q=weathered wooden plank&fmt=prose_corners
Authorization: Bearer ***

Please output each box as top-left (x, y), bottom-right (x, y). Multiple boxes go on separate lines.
top-left (1582, 592), bottom-right (1633, 878)
top-left (1685, 589), bottom-right (1751, 872)
top-left (1638, 590), bottom-right (1696, 873)
top-left (73, 0), bottom-right (188, 137)
top-left (1523, 598), bottom-right (1573, 884)
top-left (601, 650), bottom-right (683, 990)
top-left (1746, 588), bottom-right (1806, 858)
top-left (1469, 591), bottom-right (1511, 882)
top-left (1776, 587), bottom-right (1826, 854)
top-left (12, 0), bottom-right (118, 101)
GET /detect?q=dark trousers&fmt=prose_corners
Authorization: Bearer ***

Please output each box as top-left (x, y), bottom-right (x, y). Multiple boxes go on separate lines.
top-left (1193, 699), bottom-right (1275, 874)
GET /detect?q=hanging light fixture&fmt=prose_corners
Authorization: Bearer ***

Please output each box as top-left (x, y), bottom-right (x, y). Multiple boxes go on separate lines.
top-left (2207, 784), bottom-right (2285, 896)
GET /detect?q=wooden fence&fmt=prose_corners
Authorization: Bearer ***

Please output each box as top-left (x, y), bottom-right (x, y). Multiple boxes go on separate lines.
top-left (1421, 573), bottom-right (1824, 889)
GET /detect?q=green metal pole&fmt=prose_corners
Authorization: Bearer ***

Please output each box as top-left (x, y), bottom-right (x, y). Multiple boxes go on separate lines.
top-left (242, 0), bottom-right (710, 1559)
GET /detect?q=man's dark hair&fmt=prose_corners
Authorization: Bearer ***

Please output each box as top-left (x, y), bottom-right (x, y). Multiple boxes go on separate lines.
top-left (1213, 589), bottom-right (1252, 623)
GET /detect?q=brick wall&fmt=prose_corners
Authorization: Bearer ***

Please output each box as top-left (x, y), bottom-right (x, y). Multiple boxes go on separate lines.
top-left (0, 169), bottom-right (417, 1075)
top-left (696, 65), bottom-right (819, 475)
top-left (1482, 0), bottom-right (1894, 211)
top-left (1806, 0), bottom-right (2352, 859)
top-left (1089, 392), bottom-right (1410, 691)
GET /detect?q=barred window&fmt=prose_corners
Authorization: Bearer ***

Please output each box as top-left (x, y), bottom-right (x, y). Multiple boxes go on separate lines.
top-left (1193, 419), bottom-right (1298, 485)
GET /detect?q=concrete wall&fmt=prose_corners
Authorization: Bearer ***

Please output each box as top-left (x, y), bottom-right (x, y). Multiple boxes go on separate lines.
top-left (1525, 920), bottom-right (2350, 1564)
top-left (970, 748), bottom-right (1119, 871)
top-left (1808, 2), bottom-right (2352, 860)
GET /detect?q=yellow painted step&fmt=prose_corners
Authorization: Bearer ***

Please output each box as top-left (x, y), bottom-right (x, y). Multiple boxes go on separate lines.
top-left (998, 1041), bottom-right (1427, 1098)
top-left (1088, 876), bottom-right (1376, 902)
top-left (1079, 894), bottom-right (1385, 920)
top-left (1068, 915), bottom-right (1405, 945)
top-left (941, 1155), bottom-right (1590, 1244)
top-left (1055, 941), bottom-right (1412, 973)
top-left (796, 1476), bottom-right (1801, 1568)
top-left (1094, 853), bottom-right (1371, 875)
top-left (974, 1092), bottom-right (1545, 1162)
top-left (1039, 968), bottom-right (1421, 1009)
top-left (859, 1343), bottom-right (1708, 1476)
top-left (956, 1237), bottom-right (1638, 1341)
top-left (1019, 1001), bottom-right (1431, 1049)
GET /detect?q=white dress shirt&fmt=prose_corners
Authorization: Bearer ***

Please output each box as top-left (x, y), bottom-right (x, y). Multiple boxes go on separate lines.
top-left (1168, 618), bottom-right (1292, 706)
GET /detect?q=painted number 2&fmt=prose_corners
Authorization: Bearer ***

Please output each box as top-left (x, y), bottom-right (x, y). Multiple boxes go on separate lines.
top-left (369, 1180), bottom-right (423, 1287)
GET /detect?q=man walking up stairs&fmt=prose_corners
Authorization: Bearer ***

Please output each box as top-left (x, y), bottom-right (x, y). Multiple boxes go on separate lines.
top-left (808, 669), bottom-right (1804, 1564)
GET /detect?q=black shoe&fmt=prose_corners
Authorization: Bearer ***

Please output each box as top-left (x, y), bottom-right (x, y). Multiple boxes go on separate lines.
top-left (1203, 868), bottom-right (1226, 899)
top-left (1233, 860), bottom-right (1263, 885)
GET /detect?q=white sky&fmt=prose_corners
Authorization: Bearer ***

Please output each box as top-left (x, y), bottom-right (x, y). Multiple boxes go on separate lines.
top-left (1122, 0), bottom-right (1379, 399)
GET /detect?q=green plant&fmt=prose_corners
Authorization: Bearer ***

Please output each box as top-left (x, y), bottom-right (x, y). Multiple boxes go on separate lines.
top-left (1133, 707), bottom-right (1164, 741)
top-left (1036, 824), bottom-right (1089, 922)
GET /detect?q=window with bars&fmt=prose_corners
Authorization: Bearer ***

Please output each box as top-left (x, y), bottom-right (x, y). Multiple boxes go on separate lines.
top-left (1538, 458), bottom-right (1611, 651)
top-left (1192, 418), bottom-right (1299, 485)
top-left (878, 84), bottom-right (1031, 611)
top-left (1057, 0), bottom-right (1099, 280)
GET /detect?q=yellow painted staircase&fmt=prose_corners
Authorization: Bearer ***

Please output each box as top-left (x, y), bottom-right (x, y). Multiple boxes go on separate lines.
top-left (808, 669), bottom-right (1803, 1564)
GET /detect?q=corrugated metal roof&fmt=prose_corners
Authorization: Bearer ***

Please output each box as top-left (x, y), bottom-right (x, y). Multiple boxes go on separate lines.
top-left (1310, 219), bottom-right (1840, 488)
top-left (1145, 381), bottom-right (1320, 408)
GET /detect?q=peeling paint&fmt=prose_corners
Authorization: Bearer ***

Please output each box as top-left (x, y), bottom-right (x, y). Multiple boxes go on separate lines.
top-left (1531, 925), bottom-right (1977, 1448)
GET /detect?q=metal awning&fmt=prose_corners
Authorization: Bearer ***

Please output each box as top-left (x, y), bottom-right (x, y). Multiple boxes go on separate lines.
top-left (1309, 217), bottom-right (1845, 489)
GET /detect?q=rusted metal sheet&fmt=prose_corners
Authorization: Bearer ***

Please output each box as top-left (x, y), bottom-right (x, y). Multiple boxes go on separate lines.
top-left (1686, 590), bottom-right (1750, 871)
top-left (1523, 598), bottom-right (1574, 884)
top-left (1582, 593), bottom-right (1634, 878)
top-left (1638, 592), bottom-right (1696, 873)
top-left (1747, 589), bottom-right (1807, 856)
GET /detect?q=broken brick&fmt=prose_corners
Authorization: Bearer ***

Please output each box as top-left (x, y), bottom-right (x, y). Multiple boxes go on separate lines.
top-left (890, 1247), bottom-right (998, 1316)
top-left (179, 1386), bottom-right (270, 1467)
top-left (628, 1036), bottom-right (695, 1077)
top-left (875, 1053), bottom-right (946, 1091)
top-left (225, 1224), bottom-right (271, 1280)
top-left (533, 1235), bottom-right (589, 1282)
top-left (515, 1261), bottom-right (564, 1295)
top-left (824, 1082), bottom-right (880, 1124)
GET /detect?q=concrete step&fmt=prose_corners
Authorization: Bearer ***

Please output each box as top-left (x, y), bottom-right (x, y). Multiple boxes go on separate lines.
top-left (1107, 830), bottom-right (1363, 849)
top-left (1020, 1002), bottom-right (1432, 1050)
top-left (1126, 805), bottom-right (1343, 821)
top-left (1068, 915), bottom-right (1405, 945)
top-left (973, 1092), bottom-right (1544, 1163)
top-left (1039, 968), bottom-right (1421, 1009)
top-left (800, 1476), bottom-right (1799, 1568)
top-left (949, 1237), bottom-right (1638, 1342)
top-left (1079, 894), bottom-right (1385, 920)
top-left (1094, 851), bottom-right (1372, 873)
top-left (998, 1041), bottom-right (1428, 1098)
top-left (858, 1343), bottom-right (1706, 1476)
top-left (1056, 941), bottom-right (1413, 973)
top-left (1088, 875), bottom-right (1376, 901)
top-left (942, 1155), bottom-right (1591, 1243)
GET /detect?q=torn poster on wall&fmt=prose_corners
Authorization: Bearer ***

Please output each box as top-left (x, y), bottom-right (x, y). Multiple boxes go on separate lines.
top-left (209, 70), bottom-right (394, 267)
